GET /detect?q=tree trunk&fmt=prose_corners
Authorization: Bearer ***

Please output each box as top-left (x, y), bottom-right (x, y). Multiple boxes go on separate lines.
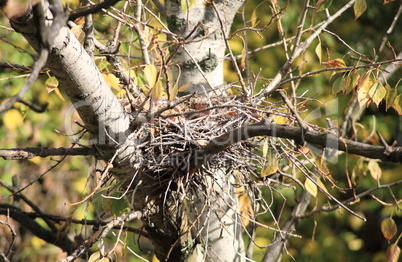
top-left (164, 1), bottom-right (246, 261)
top-left (6, 0), bottom-right (247, 261)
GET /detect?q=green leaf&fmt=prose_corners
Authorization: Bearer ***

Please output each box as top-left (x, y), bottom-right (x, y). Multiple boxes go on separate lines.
top-left (385, 84), bottom-right (397, 110)
top-left (354, 0), bottom-right (367, 20)
top-left (45, 76), bottom-right (59, 93)
top-left (331, 74), bottom-right (343, 94)
top-left (316, 0), bottom-right (333, 12)
top-left (181, 0), bottom-right (196, 13)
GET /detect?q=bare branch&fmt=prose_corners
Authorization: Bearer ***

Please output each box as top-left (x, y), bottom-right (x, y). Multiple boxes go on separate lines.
top-left (0, 147), bottom-right (94, 160)
top-left (299, 179), bottom-right (402, 218)
top-left (258, 0), bottom-right (357, 98)
top-left (190, 122), bottom-right (402, 172)
top-left (0, 204), bottom-right (78, 256)
top-left (68, 0), bottom-right (121, 21)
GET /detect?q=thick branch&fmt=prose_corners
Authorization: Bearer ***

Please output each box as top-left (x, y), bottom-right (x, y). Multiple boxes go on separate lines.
top-left (190, 122), bottom-right (402, 171)
top-left (68, 0), bottom-right (121, 21)
top-left (8, 4), bottom-right (133, 164)
top-left (0, 147), bottom-right (94, 160)
top-left (0, 204), bottom-right (77, 255)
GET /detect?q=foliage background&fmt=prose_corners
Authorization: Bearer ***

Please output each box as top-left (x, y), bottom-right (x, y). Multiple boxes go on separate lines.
top-left (0, 0), bottom-right (401, 261)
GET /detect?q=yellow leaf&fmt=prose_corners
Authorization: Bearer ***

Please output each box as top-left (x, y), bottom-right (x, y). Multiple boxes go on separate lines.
top-left (381, 217), bottom-right (397, 242)
top-left (70, 24), bottom-right (85, 44)
top-left (305, 178), bottom-right (317, 197)
top-left (178, 81), bottom-right (193, 92)
top-left (238, 195), bottom-right (254, 227)
top-left (368, 82), bottom-right (386, 107)
top-left (272, 115), bottom-right (289, 124)
top-left (392, 94), bottom-right (402, 115)
top-left (357, 80), bottom-right (371, 108)
top-left (354, 0), bottom-right (367, 20)
top-left (261, 158), bottom-right (278, 177)
top-left (368, 160), bottom-right (381, 180)
top-left (356, 72), bottom-right (370, 90)
top-left (316, 179), bottom-right (328, 193)
top-left (28, 156), bottom-right (42, 165)
top-left (262, 139), bottom-right (269, 159)
top-left (151, 81), bottom-right (163, 102)
top-left (315, 41), bottom-right (322, 64)
top-left (144, 64), bottom-right (158, 89)
top-left (54, 88), bottom-right (65, 101)
top-left (240, 47), bottom-right (247, 71)
top-left (88, 252), bottom-right (110, 262)
top-left (386, 244), bottom-right (401, 262)
top-left (3, 109), bottom-right (24, 130)
top-left (31, 236), bottom-right (46, 249)
top-left (103, 73), bottom-right (120, 90)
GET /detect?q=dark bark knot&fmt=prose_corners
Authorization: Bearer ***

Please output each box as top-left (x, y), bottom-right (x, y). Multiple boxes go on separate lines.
top-left (167, 15), bottom-right (186, 34)
top-left (182, 53), bottom-right (218, 72)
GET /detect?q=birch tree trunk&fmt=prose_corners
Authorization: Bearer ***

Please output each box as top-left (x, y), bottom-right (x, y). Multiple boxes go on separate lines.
top-left (165, 1), bottom-right (246, 261)
top-left (5, 0), bottom-right (247, 261)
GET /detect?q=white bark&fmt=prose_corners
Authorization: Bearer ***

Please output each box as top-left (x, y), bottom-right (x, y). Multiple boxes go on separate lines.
top-left (189, 170), bottom-right (245, 262)
top-left (166, 1), bottom-right (246, 261)
top-left (9, 5), bottom-right (134, 164)
top-left (166, 0), bottom-right (245, 95)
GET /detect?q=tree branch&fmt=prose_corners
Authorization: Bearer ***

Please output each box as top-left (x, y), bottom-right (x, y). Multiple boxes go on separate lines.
top-left (0, 204), bottom-right (78, 255)
top-left (190, 122), bottom-right (402, 172)
top-left (258, 0), bottom-right (357, 98)
top-left (0, 147), bottom-right (94, 160)
top-left (0, 204), bottom-right (148, 237)
top-left (68, 0), bottom-right (121, 21)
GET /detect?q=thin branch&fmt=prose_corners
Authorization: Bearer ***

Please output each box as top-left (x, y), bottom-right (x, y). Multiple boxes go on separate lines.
top-left (58, 209), bottom-right (146, 262)
top-left (0, 180), bottom-right (58, 232)
top-left (258, 0), bottom-right (357, 98)
top-left (276, 58), bottom-right (402, 87)
top-left (0, 62), bottom-right (48, 73)
top-left (135, 0), bottom-right (151, 65)
top-left (376, 1), bottom-right (402, 60)
top-left (0, 204), bottom-right (148, 237)
top-left (0, 48), bottom-right (48, 113)
top-left (299, 179), bottom-right (402, 218)
top-left (211, 1), bottom-right (248, 97)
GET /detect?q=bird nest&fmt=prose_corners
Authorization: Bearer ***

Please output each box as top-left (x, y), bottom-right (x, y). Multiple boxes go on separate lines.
top-left (127, 94), bottom-right (272, 185)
